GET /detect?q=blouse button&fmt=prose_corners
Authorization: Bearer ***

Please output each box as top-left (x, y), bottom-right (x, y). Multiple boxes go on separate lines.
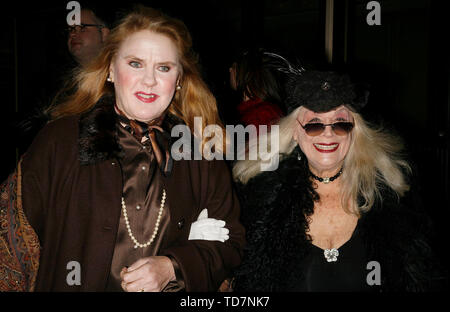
top-left (142, 166), bottom-right (146, 171)
top-left (136, 205), bottom-right (141, 210)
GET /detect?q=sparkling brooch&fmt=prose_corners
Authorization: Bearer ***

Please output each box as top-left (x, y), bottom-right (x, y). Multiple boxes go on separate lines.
top-left (324, 248), bottom-right (339, 262)
top-left (321, 81), bottom-right (331, 91)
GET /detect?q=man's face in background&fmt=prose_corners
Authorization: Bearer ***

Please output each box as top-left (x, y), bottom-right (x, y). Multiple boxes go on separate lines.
top-left (67, 9), bottom-right (109, 66)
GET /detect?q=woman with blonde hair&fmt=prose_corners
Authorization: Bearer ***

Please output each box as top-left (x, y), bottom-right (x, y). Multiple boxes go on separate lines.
top-left (232, 70), bottom-right (444, 291)
top-left (0, 6), bottom-right (244, 291)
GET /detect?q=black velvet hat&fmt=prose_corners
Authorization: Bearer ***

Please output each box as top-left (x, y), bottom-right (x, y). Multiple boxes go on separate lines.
top-left (285, 70), bottom-right (369, 114)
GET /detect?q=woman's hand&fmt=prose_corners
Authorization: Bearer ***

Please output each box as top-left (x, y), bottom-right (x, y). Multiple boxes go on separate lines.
top-left (120, 256), bottom-right (175, 292)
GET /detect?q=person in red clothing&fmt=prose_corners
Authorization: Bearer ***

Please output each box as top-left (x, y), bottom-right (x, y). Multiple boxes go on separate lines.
top-left (229, 49), bottom-right (301, 133)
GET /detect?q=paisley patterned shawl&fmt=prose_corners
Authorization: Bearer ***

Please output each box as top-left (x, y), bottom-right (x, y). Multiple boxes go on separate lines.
top-left (0, 160), bottom-right (40, 291)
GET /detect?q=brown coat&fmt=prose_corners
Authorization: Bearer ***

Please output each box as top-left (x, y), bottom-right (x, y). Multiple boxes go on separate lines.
top-left (20, 100), bottom-right (245, 291)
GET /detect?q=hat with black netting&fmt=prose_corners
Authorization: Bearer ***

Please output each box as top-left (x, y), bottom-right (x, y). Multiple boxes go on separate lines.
top-left (284, 70), bottom-right (369, 114)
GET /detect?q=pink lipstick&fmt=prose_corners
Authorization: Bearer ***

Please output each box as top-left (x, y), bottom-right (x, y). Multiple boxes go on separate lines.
top-left (135, 92), bottom-right (159, 103)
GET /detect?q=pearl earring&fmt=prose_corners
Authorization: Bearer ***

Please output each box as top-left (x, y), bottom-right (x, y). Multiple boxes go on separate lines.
top-left (107, 76), bottom-right (112, 82)
top-left (176, 85), bottom-right (182, 90)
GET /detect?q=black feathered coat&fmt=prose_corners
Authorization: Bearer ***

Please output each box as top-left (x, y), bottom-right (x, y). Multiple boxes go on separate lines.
top-left (233, 146), bottom-right (445, 292)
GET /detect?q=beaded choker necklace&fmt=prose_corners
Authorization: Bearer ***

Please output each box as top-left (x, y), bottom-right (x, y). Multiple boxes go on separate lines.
top-left (310, 168), bottom-right (343, 184)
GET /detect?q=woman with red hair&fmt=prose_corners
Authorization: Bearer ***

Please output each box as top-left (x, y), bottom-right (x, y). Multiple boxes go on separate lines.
top-left (0, 6), bottom-right (244, 292)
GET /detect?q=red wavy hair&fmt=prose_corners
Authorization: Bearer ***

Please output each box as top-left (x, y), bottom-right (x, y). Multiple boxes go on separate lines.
top-left (50, 6), bottom-right (225, 151)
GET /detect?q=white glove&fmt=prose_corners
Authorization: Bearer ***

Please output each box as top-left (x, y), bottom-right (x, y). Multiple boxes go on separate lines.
top-left (188, 209), bottom-right (230, 242)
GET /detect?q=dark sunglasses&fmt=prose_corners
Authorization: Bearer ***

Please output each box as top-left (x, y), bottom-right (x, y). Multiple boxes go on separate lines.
top-left (298, 120), bottom-right (354, 136)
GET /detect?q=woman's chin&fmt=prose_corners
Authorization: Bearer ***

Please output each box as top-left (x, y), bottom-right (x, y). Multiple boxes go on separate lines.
top-left (309, 160), bottom-right (343, 174)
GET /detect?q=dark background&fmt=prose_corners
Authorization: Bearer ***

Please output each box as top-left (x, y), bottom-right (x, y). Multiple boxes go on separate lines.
top-left (1, 0), bottom-right (448, 267)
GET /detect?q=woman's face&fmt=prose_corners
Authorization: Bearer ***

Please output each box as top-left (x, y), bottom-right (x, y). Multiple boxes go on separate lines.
top-left (109, 30), bottom-right (181, 122)
top-left (293, 105), bottom-right (354, 176)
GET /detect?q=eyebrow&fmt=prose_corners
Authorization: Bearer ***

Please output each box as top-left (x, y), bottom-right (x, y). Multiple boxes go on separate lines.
top-left (335, 107), bottom-right (351, 115)
top-left (123, 55), bottom-right (144, 62)
top-left (334, 111), bottom-right (351, 120)
top-left (305, 113), bottom-right (350, 123)
top-left (123, 55), bottom-right (178, 66)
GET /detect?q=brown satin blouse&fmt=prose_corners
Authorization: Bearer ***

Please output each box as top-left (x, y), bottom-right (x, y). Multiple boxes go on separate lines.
top-left (106, 121), bottom-right (181, 291)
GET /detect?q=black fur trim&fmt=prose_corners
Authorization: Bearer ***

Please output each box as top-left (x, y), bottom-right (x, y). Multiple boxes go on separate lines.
top-left (78, 96), bottom-right (123, 165)
top-left (233, 146), bottom-right (317, 291)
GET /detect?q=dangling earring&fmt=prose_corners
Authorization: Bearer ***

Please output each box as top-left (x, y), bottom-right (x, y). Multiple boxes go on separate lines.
top-left (297, 153), bottom-right (302, 161)
top-left (107, 72), bottom-right (114, 82)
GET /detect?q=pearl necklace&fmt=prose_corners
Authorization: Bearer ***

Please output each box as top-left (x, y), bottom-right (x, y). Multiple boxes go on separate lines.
top-left (121, 189), bottom-right (166, 249)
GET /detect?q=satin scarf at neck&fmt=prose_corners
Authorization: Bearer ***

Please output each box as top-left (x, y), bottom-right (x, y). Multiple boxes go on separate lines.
top-left (115, 105), bottom-right (173, 176)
